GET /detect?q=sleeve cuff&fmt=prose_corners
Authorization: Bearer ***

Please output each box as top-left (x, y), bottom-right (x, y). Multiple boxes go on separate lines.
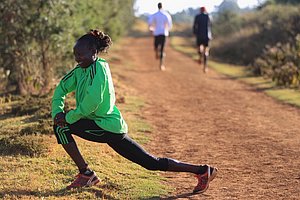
top-left (65, 110), bottom-right (81, 124)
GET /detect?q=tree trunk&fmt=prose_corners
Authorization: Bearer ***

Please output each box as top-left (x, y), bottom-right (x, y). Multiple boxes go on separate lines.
top-left (17, 74), bottom-right (28, 96)
top-left (40, 41), bottom-right (52, 96)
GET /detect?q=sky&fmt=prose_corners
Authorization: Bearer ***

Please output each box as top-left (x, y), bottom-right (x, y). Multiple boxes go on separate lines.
top-left (134, 0), bottom-right (262, 15)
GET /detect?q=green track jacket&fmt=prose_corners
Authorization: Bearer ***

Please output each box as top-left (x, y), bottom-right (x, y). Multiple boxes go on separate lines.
top-left (51, 58), bottom-right (128, 134)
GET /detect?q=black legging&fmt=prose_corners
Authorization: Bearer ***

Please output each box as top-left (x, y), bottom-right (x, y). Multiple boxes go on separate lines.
top-left (154, 35), bottom-right (166, 60)
top-left (53, 119), bottom-right (169, 171)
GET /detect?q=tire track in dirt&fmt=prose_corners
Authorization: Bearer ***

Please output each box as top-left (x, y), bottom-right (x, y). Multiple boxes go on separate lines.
top-left (115, 36), bottom-right (300, 199)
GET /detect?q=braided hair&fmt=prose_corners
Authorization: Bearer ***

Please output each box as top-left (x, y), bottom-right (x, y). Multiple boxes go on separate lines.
top-left (77, 29), bottom-right (112, 53)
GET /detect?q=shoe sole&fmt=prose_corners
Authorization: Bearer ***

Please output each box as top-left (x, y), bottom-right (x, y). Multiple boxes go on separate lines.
top-left (87, 178), bottom-right (100, 187)
top-left (193, 167), bottom-right (218, 194)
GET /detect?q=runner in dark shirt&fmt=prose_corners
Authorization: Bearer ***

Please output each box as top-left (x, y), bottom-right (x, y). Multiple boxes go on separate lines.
top-left (193, 7), bottom-right (212, 73)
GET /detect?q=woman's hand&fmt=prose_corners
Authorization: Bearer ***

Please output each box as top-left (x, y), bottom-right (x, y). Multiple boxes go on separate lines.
top-left (54, 112), bottom-right (67, 127)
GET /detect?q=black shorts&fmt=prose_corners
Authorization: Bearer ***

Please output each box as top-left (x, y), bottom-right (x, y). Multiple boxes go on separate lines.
top-left (154, 35), bottom-right (166, 49)
top-left (196, 37), bottom-right (209, 47)
top-left (53, 119), bottom-right (125, 144)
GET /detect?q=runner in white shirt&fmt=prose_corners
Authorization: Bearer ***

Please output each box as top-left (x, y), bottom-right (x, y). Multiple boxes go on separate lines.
top-left (148, 2), bottom-right (172, 71)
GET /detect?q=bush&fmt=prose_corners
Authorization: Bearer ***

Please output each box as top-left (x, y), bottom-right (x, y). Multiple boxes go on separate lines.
top-left (211, 4), bottom-right (300, 66)
top-left (254, 35), bottom-right (300, 87)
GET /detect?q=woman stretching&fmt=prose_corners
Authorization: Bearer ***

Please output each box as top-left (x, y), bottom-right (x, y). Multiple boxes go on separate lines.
top-left (52, 29), bottom-right (217, 193)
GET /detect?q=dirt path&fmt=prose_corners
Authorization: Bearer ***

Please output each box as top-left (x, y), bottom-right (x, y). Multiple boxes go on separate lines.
top-left (115, 36), bottom-right (300, 199)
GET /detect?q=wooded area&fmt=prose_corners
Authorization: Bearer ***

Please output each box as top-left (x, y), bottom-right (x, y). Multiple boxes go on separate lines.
top-left (0, 0), bottom-right (135, 95)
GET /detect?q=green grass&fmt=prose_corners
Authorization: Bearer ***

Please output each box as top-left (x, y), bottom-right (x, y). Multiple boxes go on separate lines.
top-left (265, 89), bottom-right (300, 107)
top-left (0, 94), bottom-right (169, 199)
top-left (208, 60), bottom-right (250, 77)
top-left (170, 33), bottom-right (300, 108)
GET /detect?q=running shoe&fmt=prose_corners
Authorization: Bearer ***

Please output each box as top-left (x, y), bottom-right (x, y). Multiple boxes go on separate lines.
top-left (160, 65), bottom-right (166, 71)
top-left (66, 172), bottom-right (100, 190)
top-left (193, 165), bottom-right (218, 193)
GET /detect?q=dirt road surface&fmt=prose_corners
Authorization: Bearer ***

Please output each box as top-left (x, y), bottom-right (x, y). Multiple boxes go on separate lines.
top-left (114, 36), bottom-right (300, 199)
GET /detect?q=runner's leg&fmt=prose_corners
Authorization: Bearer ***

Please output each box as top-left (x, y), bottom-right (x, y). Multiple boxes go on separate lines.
top-left (154, 36), bottom-right (159, 59)
top-left (196, 37), bottom-right (202, 64)
top-left (203, 41), bottom-right (210, 73)
top-left (199, 44), bottom-right (204, 65)
top-left (159, 35), bottom-right (166, 70)
top-left (203, 46), bottom-right (207, 73)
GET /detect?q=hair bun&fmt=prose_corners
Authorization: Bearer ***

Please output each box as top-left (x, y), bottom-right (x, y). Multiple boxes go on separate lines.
top-left (88, 29), bottom-right (112, 52)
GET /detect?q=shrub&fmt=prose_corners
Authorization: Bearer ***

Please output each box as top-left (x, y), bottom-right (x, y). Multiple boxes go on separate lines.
top-left (254, 35), bottom-right (300, 87)
top-left (211, 4), bottom-right (300, 66)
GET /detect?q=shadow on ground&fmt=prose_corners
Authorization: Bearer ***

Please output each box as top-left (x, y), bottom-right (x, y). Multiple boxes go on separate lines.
top-left (0, 187), bottom-right (116, 200)
top-left (140, 191), bottom-right (209, 200)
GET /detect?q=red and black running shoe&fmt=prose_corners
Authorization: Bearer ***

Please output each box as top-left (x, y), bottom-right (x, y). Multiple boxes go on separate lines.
top-left (193, 165), bottom-right (218, 193)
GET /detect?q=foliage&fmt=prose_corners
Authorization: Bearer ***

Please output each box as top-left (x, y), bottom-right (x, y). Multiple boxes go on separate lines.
top-left (170, 0), bottom-right (246, 25)
top-left (0, 0), bottom-right (135, 95)
top-left (265, 0), bottom-right (300, 5)
top-left (0, 0), bottom-right (75, 95)
top-left (211, 4), bottom-right (300, 88)
top-left (211, 4), bottom-right (300, 67)
top-left (172, 8), bottom-right (198, 24)
top-left (254, 35), bottom-right (300, 87)
top-left (212, 10), bottom-right (244, 38)
top-left (216, 0), bottom-right (241, 13)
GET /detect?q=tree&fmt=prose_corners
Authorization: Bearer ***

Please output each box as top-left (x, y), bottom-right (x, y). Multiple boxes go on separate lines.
top-left (0, 0), bottom-right (74, 95)
top-left (0, 0), bottom-right (135, 96)
top-left (216, 0), bottom-right (241, 13)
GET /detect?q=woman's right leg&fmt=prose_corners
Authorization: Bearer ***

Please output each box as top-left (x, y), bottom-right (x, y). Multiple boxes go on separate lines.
top-left (54, 125), bottom-right (88, 173)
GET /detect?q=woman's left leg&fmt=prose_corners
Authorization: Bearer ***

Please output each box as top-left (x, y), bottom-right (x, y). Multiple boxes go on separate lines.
top-left (107, 134), bottom-right (207, 174)
top-left (108, 134), bottom-right (218, 193)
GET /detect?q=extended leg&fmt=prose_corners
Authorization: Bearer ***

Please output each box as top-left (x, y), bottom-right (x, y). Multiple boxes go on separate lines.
top-left (108, 134), bottom-right (206, 173)
top-left (107, 134), bottom-right (217, 193)
top-left (167, 159), bottom-right (207, 173)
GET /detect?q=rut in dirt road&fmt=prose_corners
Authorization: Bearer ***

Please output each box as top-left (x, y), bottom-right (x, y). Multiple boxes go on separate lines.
top-left (114, 36), bottom-right (300, 200)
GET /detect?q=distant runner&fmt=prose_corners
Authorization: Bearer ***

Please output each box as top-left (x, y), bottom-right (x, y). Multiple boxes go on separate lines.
top-left (51, 29), bottom-right (217, 193)
top-left (193, 6), bottom-right (212, 73)
top-left (148, 2), bottom-right (172, 71)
